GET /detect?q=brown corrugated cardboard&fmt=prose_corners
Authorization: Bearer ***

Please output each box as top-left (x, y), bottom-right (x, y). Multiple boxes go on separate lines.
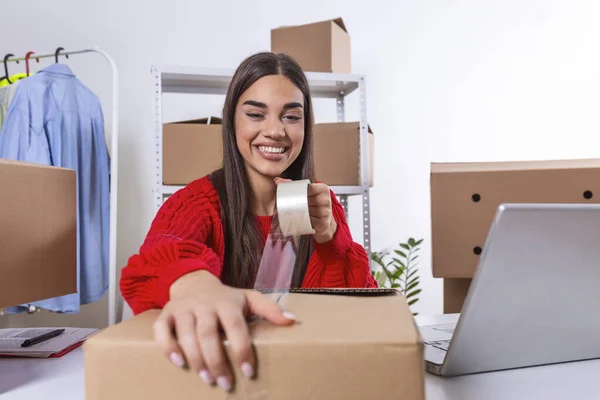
top-left (431, 158), bottom-right (600, 278)
top-left (163, 117), bottom-right (223, 185)
top-left (84, 289), bottom-right (424, 400)
top-left (271, 18), bottom-right (351, 73)
top-left (444, 278), bottom-right (471, 314)
top-left (314, 122), bottom-right (374, 186)
top-left (0, 159), bottom-right (77, 309)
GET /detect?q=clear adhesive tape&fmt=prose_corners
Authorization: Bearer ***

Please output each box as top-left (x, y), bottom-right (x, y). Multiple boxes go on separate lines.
top-left (275, 179), bottom-right (315, 237)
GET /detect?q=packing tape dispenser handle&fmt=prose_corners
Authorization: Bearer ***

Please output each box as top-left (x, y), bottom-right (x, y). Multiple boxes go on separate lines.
top-left (276, 179), bottom-right (315, 237)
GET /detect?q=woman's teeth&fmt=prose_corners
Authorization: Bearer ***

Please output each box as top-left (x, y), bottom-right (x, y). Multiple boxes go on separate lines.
top-left (258, 146), bottom-right (285, 154)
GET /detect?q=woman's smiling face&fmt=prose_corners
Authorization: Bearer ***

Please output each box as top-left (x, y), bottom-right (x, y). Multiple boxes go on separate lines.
top-left (234, 74), bottom-right (305, 180)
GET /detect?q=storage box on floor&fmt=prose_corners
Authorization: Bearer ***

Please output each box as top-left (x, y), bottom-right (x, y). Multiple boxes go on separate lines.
top-left (0, 159), bottom-right (77, 309)
top-left (271, 18), bottom-right (351, 73)
top-left (84, 289), bottom-right (424, 400)
top-left (162, 118), bottom-right (375, 187)
top-left (431, 158), bottom-right (600, 312)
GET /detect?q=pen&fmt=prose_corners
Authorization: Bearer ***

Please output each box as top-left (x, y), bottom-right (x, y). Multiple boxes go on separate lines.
top-left (21, 329), bottom-right (66, 348)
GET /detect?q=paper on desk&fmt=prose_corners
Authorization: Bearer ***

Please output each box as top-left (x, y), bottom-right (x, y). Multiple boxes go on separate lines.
top-left (0, 327), bottom-right (98, 358)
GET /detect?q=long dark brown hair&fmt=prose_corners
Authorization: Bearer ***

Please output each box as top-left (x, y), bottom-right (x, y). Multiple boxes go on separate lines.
top-left (210, 52), bottom-right (316, 289)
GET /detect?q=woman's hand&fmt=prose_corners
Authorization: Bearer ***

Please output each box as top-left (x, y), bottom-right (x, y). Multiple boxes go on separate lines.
top-left (274, 178), bottom-right (338, 243)
top-left (153, 270), bottom-right (296, 392)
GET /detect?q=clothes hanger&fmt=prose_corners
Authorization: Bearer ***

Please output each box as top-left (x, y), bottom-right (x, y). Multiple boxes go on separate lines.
top-left (24, 51), bottom-right (40, 77)
top-left (1, 54), bottom-right (17, 84)
top-left (54, 47), bottom-right (69, 63)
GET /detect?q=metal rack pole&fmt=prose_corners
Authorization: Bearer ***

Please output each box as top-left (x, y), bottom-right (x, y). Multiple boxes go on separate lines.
top-left (336, 92), bottom-right (349, 217)
top-left (153, 67), bottom-right (164, 212)
top-left (358, 76), bottom-right (371, 255)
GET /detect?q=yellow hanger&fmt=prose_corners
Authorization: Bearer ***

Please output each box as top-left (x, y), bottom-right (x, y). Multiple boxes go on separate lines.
top-left (0, 72), bottom-right (29, 87)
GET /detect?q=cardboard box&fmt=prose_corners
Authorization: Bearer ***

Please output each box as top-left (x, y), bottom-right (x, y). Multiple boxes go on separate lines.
top-left (314, 122), bottom-right (374, 186)
top-left (271, 18), bottom-right (351, 73)
top-left (444, 278), bottom-right (471, 314)
top-left (84, 289), bottom-right (424, 400)
top-left (431, 158), bottom-right (600, 278)
top-left (162, 117), bottom-right (223, 185)
top-left (0, 159), bottom-right (77, 309)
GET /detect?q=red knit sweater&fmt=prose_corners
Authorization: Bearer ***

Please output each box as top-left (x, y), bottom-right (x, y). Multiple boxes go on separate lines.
top-left (120, 176), bottom-right (377, 315)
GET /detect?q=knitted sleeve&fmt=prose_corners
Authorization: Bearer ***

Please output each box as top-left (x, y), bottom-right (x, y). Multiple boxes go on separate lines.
top-left (119, 178), bottom-right (224, 314)
top-left (302, 190), bottom-right (378, 288)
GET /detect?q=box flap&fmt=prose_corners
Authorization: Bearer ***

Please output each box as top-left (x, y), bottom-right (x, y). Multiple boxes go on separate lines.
top-left (253, 291), bottom-right (418, 345)
top-left (431, 158), bottom-right (600, 173)
top-left (166, 116), bottom-right (222, 125)
top-left (0, 158), bottom-right (72, 170)
top-left (273, 17), bottom-right (347, 33)
top-left (259, 287), bottom-right (395, 295)
top-left (315, 121), bottom-right (373, 135)
top-left (332, 17), bottom-right (347, 32)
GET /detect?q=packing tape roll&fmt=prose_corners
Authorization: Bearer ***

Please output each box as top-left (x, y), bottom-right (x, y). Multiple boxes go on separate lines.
top-left (276, 179), bottom-right (314, 237)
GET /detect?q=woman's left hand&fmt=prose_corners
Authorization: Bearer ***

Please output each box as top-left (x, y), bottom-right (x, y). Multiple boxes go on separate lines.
top-left (275, 178), bottom-right (337, 243)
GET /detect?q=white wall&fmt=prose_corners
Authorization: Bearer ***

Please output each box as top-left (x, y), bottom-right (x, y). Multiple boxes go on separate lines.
top-left (1, 0), bottom-right (599, 327)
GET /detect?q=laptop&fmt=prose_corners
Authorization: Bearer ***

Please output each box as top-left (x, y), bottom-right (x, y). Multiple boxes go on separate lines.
top-left (422, 203), bottom-right (600, 377)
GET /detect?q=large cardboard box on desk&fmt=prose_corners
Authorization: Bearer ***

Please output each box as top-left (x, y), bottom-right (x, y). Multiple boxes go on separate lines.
top-left (431, 158), bottom-right (600, 278)
top-left (314, 122), bottom-right (374, 186)
top-left (162, 117), bottom-right (223, 185)
top-left (0, 159), bottom-right (77, 309)
top-left (84, 289), bottom-right (424, 400)
top-left (271, 18), bottom-right (351, 73)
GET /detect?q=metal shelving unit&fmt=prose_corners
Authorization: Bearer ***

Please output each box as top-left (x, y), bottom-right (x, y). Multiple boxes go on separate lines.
top-left (152, 65), bottom-right (372, 253)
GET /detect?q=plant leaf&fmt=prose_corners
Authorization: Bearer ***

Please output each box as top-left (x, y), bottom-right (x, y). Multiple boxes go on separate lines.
top-left (411, 255), bottom-right (419, 263)
top-left (406, 282), bottom-right (419, 292)
top-left (414, 239), bottom-right (424, 246)
top-left (393, 249), bottom-right (407, 258)
top-left (406, 289), bottom-right (422, 298)
top-left (392, 258), bottom-right (406, 268)
top-left (400, 243), bottom-right (410, 250)
top-left (391, 283), bottom-right (400, 288)
top-left (408, 298), bottom-right (419, 306)
top-left (407, 270), bottom-right (418, 280)
top-left (407, 277), bottom-right (419, 286)
top-left (408, 238), bottom-right (416, 247)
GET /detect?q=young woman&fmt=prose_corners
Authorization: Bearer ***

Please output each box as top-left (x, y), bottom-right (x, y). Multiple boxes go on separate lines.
top-left (120, 52), bottom-right (377, 392)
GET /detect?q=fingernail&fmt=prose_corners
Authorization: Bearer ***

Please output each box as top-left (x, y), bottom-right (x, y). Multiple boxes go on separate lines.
top-left (199, 369), bottom-right (213, 384)
top-left (283, 311), bottom-right (296, 320)
top-left (217, 376), bottom-right (232, 392)
top-left (241, 362), bottom-right (254, 378)
top-left (169, 352), bottom-right (185, 368)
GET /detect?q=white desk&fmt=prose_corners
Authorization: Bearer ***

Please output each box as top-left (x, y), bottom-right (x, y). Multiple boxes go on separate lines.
top-left (1, 315), bottom-right (599, 399)
top-left (416, 314), bottom-right (600, 400)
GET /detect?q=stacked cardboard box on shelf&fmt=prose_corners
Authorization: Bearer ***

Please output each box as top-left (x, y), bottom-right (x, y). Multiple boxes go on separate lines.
top-left (430, 158), bottom-right (600, 313)
top-left (162, 119), bottom-right (375, 188)
top-left (314, 122), bottom-right (374, 186)
top-left (84, 289), bottom-right (425, 400)
top-left (0, 159), bottom-right (77, 309)
top-left (162, 117), bottom-right (223, 185)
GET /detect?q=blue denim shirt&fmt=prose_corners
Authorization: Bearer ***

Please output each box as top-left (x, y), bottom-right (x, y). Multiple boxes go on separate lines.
top-left (0, 63), bottom-right (110, 313)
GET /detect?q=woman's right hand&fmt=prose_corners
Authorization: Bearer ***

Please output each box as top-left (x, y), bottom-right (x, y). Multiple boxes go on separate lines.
top-left (153, 270), bottom-right (296, 392)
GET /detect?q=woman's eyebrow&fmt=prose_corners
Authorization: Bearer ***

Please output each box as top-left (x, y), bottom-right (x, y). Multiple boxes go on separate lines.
top-left (283, 102), bottom-right (303, 110)
top-left (243, 100), bottom-right (267, 108)
top-left (242, 100), bottom-right (303, 110)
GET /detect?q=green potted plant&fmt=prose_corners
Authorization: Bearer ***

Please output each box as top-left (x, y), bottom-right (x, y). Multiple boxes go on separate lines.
top-left (371, 238), bottom-right (423, 315)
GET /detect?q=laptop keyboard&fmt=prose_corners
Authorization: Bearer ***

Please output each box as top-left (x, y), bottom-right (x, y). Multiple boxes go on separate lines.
top-left (425, 340), bottom-right (451, 351)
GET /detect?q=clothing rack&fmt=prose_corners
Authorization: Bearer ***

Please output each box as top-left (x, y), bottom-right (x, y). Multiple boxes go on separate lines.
top-left (3, 47), bottom-right (121, 326)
